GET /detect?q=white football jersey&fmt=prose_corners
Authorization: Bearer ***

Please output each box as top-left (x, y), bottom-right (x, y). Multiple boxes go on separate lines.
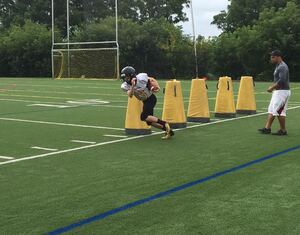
top-left (121, 73), bottom-right (153, 101)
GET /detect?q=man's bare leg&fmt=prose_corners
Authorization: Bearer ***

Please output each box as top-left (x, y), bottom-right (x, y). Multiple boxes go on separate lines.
top-left (265, 114), bottom-right (275, 129)
top-left (278, 116), bottom-right (286, 132)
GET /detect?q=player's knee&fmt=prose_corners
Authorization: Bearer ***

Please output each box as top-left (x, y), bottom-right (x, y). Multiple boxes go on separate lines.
top-left (141, 113), bottom-right (152, 126)
top-left (140, 112), bottom-right (148, 122)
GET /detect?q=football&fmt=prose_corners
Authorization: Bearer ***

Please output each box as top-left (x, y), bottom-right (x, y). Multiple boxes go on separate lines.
top-left (149, 77), bottom-right (160, 92)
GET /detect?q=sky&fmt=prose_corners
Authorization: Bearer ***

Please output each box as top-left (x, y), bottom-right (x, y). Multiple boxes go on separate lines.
top-left (178, 0), bottom-right (229, 38)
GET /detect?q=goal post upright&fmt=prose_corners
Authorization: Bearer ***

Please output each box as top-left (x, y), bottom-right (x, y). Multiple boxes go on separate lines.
top-left (115, 0), bottom-right (120, 80)
top-left (51, 0), bottom-right (54, 79)
top-left (51, 0), bottom-right (120, 80)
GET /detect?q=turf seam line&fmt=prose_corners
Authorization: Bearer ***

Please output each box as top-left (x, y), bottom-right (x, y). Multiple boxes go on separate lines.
top-left (47, 145), bottom-right (300, 235)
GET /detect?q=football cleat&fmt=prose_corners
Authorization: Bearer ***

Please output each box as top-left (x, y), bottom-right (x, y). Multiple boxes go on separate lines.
top-left (162, 123), bottom-right (174, 140)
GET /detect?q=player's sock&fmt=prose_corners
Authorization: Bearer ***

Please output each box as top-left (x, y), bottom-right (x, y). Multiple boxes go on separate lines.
top-left (157, 119), bottom-right (167, 131)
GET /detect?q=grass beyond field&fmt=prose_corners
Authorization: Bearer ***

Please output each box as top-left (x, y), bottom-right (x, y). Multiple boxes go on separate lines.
top-left (0, 78), bottom-right (299, 235)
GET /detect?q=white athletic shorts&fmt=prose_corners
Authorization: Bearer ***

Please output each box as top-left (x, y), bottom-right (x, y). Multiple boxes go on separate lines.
top-left (268, 90), bottom-right (291, 116)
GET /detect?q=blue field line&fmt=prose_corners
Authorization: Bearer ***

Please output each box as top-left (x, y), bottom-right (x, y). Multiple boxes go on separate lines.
top-left (47, 145), bottom-right (300, 235)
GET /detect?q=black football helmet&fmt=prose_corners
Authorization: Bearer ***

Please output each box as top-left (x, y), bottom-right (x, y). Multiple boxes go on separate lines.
top-left (121, 66), bottom-right (136, 84)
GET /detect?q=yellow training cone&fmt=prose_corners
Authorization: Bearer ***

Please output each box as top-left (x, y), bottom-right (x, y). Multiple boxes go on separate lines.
top-left (236, 76), bottom-right (256, 114)
top-left (214, 76), bottom-right (236, 118)
top-left (162, 79), bottom-right (187, 128)
top-left (187, 78), bottom-right (210, 123)
top-left (125, 96), bottom-right (151, 135)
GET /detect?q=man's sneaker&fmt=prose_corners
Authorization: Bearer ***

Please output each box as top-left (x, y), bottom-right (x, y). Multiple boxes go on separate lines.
top-left (272, 130), bottom-right (287, 136)
top-left (258, 128), bottom-right (271, 134)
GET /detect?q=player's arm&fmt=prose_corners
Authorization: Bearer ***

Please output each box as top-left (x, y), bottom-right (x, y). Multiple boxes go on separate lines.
top-left (127, 78), bottom-right (137, 98)
top-left (267, 83), bottom-right (279, 93)
top-left (268, 67), bottom-right (285, 92)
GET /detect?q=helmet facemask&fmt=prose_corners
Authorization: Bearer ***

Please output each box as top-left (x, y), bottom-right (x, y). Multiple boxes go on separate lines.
top-left (121, 66), bottom-right (136, 85)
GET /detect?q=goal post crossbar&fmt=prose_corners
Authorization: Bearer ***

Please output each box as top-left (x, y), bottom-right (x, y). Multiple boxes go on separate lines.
top-left (51, 0), bottom-right (120, 80)
top-left (53, 41), bottom-right (118, 46)
top-left (53, 48), bottom-right (118, 52)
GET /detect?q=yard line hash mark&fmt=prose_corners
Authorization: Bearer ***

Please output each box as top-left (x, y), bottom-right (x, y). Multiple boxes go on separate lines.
top-left (104, 135), bottom-right (128, 138)
top-left (0, 156), bottom-right (15, 160)
top-left (31, 146), bottom-right (58, 152)
top-left (71, 140), bottom-right (97, 144)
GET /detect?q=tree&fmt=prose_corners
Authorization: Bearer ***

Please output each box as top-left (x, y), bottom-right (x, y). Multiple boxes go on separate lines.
top-left (0, 20), bottom-right (52, 77)
top-left (0, 0), bottom-right (190, 32)
top-left (212, 0), bottom-right (288, 32)
top-left (0, 0), bottom-right (51, 30)
top-left (72, 17), bottom-right (195, 78)
top-left (210, 1), bottom-right (300, 81)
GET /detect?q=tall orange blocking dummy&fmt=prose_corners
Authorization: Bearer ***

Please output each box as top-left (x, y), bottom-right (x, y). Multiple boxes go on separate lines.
top-left (125, 96), bottom-right (151, 135)
top-left (236, 76), bottom-right (256, 114)
top-left (162, 80), bottom-right (187, 129)
top-left (214, 76), bottom-right (236, 118)
top-left (187, 78), bottom-right (210, 123)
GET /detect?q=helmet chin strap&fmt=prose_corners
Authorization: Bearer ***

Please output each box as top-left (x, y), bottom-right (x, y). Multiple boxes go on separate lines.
top-left (125, 77), bottom-right (132, 85)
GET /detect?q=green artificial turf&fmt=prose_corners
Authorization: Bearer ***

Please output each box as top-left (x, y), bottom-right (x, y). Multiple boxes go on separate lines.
top-left (0, 78), bottom-right (299, 234)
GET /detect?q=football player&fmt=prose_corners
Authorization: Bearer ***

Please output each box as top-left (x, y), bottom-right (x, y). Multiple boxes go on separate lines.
top-left (120, 66), bottom-right (174, 139)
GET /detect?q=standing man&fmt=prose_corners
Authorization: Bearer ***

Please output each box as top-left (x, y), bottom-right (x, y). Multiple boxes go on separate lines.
top-left (121, 66), bottom-right (174, 139)
top-left (259, 50), bottom-right (291, 135)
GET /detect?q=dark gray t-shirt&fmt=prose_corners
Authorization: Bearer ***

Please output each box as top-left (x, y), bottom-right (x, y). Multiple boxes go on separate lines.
top-left (274, 61), bottom-right (290, 90)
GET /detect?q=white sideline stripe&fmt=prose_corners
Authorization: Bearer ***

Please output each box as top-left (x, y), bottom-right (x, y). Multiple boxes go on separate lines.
top-left (0, 105), bottom-right (300, 167)
top-left (0, 98), bottom-right (79, 106)
top-left (28, 104), bottom-right (72, 108)
top-left (104, 135), bottom-right (128, 138)
top-left (0, 98), bottom-right (122, 107)
top-left (0, 118), bottom-right (125, 131)
top-left (31, 146), bottom-right (58, 152)
top-left (71, 140), bottom-right (97, 144)
top-left (7, 88), bottom-right (126, 96)
top-left (0, 156), bottom-right (15, 160)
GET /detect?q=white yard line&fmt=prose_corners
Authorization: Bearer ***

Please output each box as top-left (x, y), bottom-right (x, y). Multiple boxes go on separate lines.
top-left (0, 83), bottom-right (122, 90)
top-left (7, 88), bottom-right (125, 96)
top-left (0, 105), bottom-right (299, 167)
top-left (104, 135), bottom-right (128, 138)
top-left (0, 156), bottom-right (15, 160)
top-left (28, 104), bottom-right (72, 108)
top-left (31, 146), bottom-right (58, 152)
top-left (71, 140), bottom-right (97, 144)
top-left (0, 98), bottom-right (48, 103)
top-left (0, 118), bottom-right (124, 131)
top-left (0, 97), bottom-right (128, 109)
